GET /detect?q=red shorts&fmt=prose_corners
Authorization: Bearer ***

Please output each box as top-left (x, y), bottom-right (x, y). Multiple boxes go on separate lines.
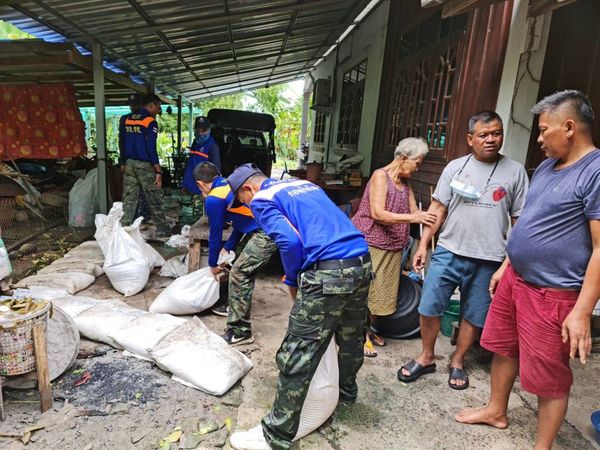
top-left (481, 264), bottom-right (578, 398)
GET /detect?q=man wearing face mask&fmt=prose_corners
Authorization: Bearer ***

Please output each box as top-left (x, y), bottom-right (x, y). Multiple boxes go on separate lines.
top-left (182, 116), bottom-right (221, 195)
top-left (398, 111), bottom-right (529, 390)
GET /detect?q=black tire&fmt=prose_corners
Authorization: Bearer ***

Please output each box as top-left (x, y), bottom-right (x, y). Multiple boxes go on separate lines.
top-left (370, 274), bottom-right (421, 339)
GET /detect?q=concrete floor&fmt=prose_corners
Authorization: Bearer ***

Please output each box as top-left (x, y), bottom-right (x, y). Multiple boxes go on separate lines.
top-left (1, 263), bottom-right (599, 449)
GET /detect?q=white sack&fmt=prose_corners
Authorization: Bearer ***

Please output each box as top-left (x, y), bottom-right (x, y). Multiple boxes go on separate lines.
top-left (149, 267), bottom-right (219, 314)
top-left (158, 253), bottom-right (189, 278)
top-left (149, 317), bottom-right (253, 396)
top-left (0, 236), bottom-right (12, 280)
top-left (124, 217), bottom-right (165, 268)
top-left (68, 168), bottom-right (99, 228)
top-left (38, 259), bottom-right (104, 277)
top-left (294, 338), bottom-right (340, 441)
top-left (73, 300), bottom-right (147, 348)
top-left (50, 295), bottom-right (101, 319)
top-left (15, 272), bottom-right (95, 295)
top-left (165, 225), bottom-right (190, 249)
top-left (109, 313), bottom-right (187, 361)
top-left (64, 241), bottom-right (104, 265)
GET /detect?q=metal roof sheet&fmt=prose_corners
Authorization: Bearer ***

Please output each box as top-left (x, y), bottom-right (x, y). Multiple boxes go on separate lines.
top-left (1, 0), bottom-right (374, 102)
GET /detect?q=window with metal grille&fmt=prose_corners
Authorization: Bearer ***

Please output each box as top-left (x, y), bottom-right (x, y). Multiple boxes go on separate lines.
top-left (337, 59), bottom-right (367, 146)
top-left (313, 111), bottom-right (326, 144)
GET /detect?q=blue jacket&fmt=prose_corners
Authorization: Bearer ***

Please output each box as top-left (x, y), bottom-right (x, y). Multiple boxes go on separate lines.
top-left (205, 177), bottom-right (258, 267)
top-left (250, 178), bottom-right (368, 287)
top-left (182, 135), bottom-right (221, 194)
top-left (120, 108), bottom-right (159, 165)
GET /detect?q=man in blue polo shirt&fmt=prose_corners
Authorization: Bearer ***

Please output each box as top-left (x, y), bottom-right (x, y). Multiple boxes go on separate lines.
top-left (182, 116), bottom-right (222, 195)
top-left (121, 93), bottom-right (171, 236)
top-left (227, 164), bottom-right (372, 450)
top-left (193, 162), bottom-right (277, 345)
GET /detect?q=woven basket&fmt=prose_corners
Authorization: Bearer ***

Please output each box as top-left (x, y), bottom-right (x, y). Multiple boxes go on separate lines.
top-left (0, 301), bottom-right (51, 376)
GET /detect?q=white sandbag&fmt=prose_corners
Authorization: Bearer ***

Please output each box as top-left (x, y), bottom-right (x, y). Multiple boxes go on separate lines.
top-left (98, 203), bottom-right (151, 296)
top-left (158, 253), bottom-right (188, 278)
top-left (149, 317), bottom-right (253, 395)
top-left (0, 236), bottom-right (11, 280)
top-left (50, 295), bottom-right (101, 319)
top-left (73, 300), bottom-right (147, 348)
top-left (63, 241), bottom-right (104, 265)
top-left (149, 267), bottom-right (219, 314)
top-left (294, 338), bottom-right (340, 441)
top-left (38, 258), bottom-right (104, 277)
top-left (10, 287), bottom-right (69, 300)
top-left (108, 313), bottom-right (187, 360)
top-left (68, 168), bottom-right (99, 228)
top-left (124, 217), bottom-right (165, 268)
top-left (15, 272), bottom-right (95, 295)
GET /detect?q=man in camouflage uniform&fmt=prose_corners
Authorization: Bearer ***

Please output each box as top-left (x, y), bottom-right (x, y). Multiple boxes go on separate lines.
top-left (227, 164), bottom-right (372, 450)
top-left (193, 162), bottom-right (277, 345)
top-left (120, 93), bottom-right (171, 236)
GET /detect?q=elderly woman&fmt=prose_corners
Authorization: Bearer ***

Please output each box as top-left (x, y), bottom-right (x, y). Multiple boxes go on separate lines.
top-left (352, 137), bottom-right (436, 357)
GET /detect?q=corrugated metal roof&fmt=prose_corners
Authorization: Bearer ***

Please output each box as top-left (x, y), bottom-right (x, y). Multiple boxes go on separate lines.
top-left (0, 0), bottom-right (373, 102)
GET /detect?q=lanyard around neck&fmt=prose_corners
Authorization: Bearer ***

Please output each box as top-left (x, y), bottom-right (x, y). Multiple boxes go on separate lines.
top-left (455, 153), bottom-right (501, 190)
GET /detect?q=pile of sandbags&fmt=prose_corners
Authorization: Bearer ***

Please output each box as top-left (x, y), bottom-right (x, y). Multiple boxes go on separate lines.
top-left (48, 292), bottom-right (252, 396)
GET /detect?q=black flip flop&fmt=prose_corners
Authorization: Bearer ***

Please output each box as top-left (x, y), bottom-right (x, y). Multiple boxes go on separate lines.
top-left (448, 367), bottom-right (469, 390)
top-left (397, 359), bottom-right (437, 383)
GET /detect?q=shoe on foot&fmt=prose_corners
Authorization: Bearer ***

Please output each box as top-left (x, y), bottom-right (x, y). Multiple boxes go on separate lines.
top-left (222, 329), bottom-right (255, 346)
top-left (211, 304), bottom-right (229, 317)
top-left (230, 425), bottom-right (272, 450)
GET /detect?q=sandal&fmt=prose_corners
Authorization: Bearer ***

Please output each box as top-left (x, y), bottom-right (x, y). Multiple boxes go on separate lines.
top-left (369, 332), bottom-right (386, 347)
top-left (363, 339), bottom-right (378, 357)
top-left (448, 367), bottom-right (469, 390)
top-left (397, 359), bottom-right (436, 382)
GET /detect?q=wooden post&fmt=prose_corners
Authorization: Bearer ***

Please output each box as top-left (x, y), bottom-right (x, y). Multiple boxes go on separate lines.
top-left (188, 241), bottom-right (201, 273)
top-left (0, 376), bottom-right (5, 421)
top-left (32, 322), bottom-right (52, 413)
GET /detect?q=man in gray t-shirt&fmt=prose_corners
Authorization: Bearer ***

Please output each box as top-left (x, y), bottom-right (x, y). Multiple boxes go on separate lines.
top-left (398, 111), bottom-right (528, 390)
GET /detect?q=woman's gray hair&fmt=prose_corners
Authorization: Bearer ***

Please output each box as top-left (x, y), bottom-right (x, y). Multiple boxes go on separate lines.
top-left (394, 137), bottom-right (429, 160)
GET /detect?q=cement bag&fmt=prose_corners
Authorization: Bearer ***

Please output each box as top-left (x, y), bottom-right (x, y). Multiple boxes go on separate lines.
top-left (108, 313), bottom-right (187, 361)
top-left (68, 168), bottom-right (98, 228)
top-left (50, 295), bottom-right (101, 319)
top-left (73, 300), bottom-right (147, 348)
top-left (94, 203), bottom-right (123, 256)
top-left (294, 338), bottom-right (339, 441)
top-left (104, 226), bottom-right (150, 296)
top-left (64, 241), bottom-right (104, 265)
top-left (158, 253), bottom-right (188, 278)
top-left (124, 217), bottom-right (165, 268)
top-left (15, 272), bottom-right (95, 295)
top-left (149, 317), bottom-right (253, 395)
top-left (149, 267), bottom-right (219, 314)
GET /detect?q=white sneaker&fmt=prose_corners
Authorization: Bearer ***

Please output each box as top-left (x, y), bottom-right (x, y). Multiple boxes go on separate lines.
top-left (230, 425), bottom-right (272, 450)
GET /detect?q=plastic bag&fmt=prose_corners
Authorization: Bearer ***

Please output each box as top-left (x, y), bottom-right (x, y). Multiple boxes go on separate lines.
top-left (149, 317), bottom-right (253, 396)
top-left (294, 338), bottom-right (339, 441)
top-left (68, 168), bottom-right (99, 228)
top-left (158, 253), bottom-right (189, 278)
top-left (165, 225), bottom-right (190, 249)
top-left (108, 313), bottom-right (187, 361)
top-left (73, 300), bottom-right (147, 348)
top-left (0, 236), bottom-right (12, 280)
top-left (149, 267), bottom-right (219, 314)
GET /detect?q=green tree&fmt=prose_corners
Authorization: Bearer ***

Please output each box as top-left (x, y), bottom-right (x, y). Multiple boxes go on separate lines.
top-left (0, 20), bottom-right (34, 39)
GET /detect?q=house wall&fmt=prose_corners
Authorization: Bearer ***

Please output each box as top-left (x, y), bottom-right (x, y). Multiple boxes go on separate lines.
top-left (307, 0), bottom-right (390, 175)
top-left (495, 0), bottom-right (552, 166)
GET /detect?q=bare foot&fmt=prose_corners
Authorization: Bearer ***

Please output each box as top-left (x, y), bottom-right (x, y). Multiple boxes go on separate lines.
top-left (401, 354), bottom-right (434, 377)
top-left (455, 406), bottom-right (508, 429)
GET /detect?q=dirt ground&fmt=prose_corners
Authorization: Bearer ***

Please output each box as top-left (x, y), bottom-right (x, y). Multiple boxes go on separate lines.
top-left (1, 240), bottom-right (599, 450)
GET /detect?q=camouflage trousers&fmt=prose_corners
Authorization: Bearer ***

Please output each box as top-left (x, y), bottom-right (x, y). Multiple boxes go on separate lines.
top-left (262, 260), bottom-right (372, 450)
top-left (227, 230), bottom-right (278, 335)
top-left (122, 159), bottom-right (170, 234)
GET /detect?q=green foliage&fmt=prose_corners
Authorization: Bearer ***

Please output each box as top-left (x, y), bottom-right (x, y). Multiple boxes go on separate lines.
top-left (196, 93), bottom-right (245, 113)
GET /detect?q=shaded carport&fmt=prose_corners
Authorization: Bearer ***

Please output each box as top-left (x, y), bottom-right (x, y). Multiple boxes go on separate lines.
top-left (0, 0), bottom-right (379, 212)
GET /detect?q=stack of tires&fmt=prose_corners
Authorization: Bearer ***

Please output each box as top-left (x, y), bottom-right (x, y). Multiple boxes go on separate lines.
top-left (371, 274), bottom-right (421, 339)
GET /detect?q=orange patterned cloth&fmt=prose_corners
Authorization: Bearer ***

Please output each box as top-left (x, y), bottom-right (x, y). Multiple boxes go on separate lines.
top-left (0, 83), bottom-right (86, 160)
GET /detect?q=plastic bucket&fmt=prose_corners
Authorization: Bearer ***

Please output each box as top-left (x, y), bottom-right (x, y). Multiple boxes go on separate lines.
top-left (306, 163), bottom-right (322, 182)
top-left (441, 299), bottom-right (460, 337)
